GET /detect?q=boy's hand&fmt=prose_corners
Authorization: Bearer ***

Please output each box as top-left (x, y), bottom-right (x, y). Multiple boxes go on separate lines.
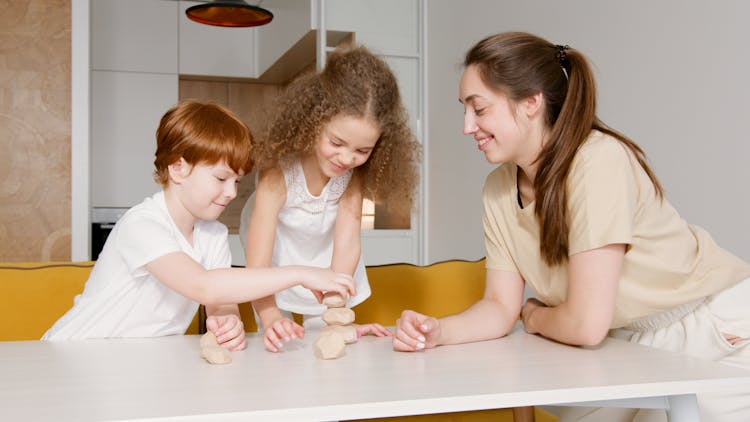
top-left (206, 314), bottom-right (246, 351)
top-left (301, 268), bottom-right (356, 303)
top-left (262, 316), bottom-right (304, 353)
top-left (353, 323), bottom-right (392, 338)
top-left (392, 310), bottom-right (440, 352)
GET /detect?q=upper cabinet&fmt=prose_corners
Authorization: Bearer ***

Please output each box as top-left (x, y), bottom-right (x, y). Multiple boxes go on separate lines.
top-left (91, 0), bottom-right (178, 73)
top-left (90, 0), bottom-right (179, 208)
top-left (255, 0), bottom-right (315, 80)
top-left (325, 0), bottom-right (419, 56)
top-left (178, 1), bottom-right (258, 78)
top-left (91, 71), bottom-right (178, 208)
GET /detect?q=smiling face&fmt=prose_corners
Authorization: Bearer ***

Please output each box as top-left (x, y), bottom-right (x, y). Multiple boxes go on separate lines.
top-left (175, 159), bottom-right (242, 222)
top-left (312, 114), bottom-right (380, 179)
top-left (459, 65), bottom-right (539, 165)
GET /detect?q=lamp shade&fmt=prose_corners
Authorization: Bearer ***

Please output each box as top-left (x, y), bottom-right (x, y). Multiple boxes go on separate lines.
top-left (186, 0), bottom-right (273, 28)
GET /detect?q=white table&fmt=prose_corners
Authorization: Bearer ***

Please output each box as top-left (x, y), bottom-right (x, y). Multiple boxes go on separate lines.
top-left (1, 327), bottom-right (747, 421)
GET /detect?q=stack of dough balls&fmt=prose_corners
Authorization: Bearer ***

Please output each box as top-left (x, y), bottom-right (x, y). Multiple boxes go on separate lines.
top-left (313, 292), bottom-right (358, 359)
top-left (200, 331), bottom-right (231, 365)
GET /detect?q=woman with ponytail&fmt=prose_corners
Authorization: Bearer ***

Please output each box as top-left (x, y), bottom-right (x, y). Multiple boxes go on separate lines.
top-left (394, 32), bottom-right (750, 421)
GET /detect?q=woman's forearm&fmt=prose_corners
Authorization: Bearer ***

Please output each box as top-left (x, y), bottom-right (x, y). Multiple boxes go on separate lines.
top-left (525, 303), bottom-right (609, 346)
top-left (437, 298), bottom-right (518, 346)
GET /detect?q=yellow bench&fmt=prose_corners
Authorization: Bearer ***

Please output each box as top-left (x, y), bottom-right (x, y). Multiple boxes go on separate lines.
top-left (0, 262), bottom-right (202, 340)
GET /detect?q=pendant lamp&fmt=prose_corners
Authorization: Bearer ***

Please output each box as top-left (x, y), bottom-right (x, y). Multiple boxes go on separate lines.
top-left (186, 0), bottom-right (274, 28)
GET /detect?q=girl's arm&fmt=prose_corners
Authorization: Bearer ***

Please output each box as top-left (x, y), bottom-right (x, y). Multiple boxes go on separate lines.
top-left (521, 243), bottom-right (625, 346)
top-left (332, 175), bottom-right (393, 337)
top-left (330, 173), bottom-right (364, 276)
top-left (244, 168), bottom-right (287, 323)
top-left (393, 269), bottom-right (524, 351)
top-left (243, 168), bottom-right (304, 352)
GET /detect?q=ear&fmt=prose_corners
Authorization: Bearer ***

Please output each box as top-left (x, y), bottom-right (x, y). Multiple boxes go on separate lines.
top-left (521, 91), bottom-right (545, 119)
top-left (167, 158), bottom-right (192, 184)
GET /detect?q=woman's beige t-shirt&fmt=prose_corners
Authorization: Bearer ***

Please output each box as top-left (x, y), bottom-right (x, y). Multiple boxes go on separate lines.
top-left (483, 130), bottom-right (750, 328)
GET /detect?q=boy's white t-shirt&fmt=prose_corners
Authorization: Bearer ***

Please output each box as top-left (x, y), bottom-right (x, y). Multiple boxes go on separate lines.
top-left (42, 191), bottom-right (231, 340)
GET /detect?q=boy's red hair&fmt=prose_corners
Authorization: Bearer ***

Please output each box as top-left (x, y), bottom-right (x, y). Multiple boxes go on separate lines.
top-left (153, 100), bottom-right (253, 186)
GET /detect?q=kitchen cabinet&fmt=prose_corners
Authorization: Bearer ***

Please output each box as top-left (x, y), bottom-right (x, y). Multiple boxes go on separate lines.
top-left (90, 0), bottom-right (179, 209)
top-left (325, 0), bottom-right (419, 57)
top-left (178, 1), bottom-right (258, 78)
top-left (91, 71), bottom-right (178, 208)
top-left (91, 0), bottom-right (178, 73)
top-left (255, 0), bottom-right (314, 79)
top-left (384, 56), bottom-right (419, 134)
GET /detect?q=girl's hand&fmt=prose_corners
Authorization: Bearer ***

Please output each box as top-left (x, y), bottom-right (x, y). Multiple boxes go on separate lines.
top-left (353, 323), bottom-right (393, 338)
top-left (300, 269), bottom-right (356, 303)
top-left (521, 297), bottom-right (546, 334)
top-left (392, 310), bottom-right (440, 352)
top-left (206, 314), bottom-right (247, 351)
top-left (262, 317), bottom-right (304, 353)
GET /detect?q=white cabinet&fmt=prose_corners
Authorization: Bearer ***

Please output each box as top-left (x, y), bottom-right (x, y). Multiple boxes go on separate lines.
top-left (383, 56), bottom-right (419, 133)
top-left (91, 0), bottom-right (179, 208)
top-left (325, 0), bottom-right (419, 56)
top-left (178, 1), bottom-right (259, 78)
top-left (255, 0), bottom-right (314, 77)
top-left (91, 71), bottom-right (178, 208)
top-left (91, 0), bottom-right (178, 73)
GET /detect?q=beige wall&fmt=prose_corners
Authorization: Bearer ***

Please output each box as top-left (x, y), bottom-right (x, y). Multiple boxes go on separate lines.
top-left (0, 0), bottom-right (71, 262)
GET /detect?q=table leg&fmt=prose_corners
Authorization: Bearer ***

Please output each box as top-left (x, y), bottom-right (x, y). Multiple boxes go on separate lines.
top-left (667, 394), bottom-right (700, 422)
top-left (512, 406), bottom-right (535, 422)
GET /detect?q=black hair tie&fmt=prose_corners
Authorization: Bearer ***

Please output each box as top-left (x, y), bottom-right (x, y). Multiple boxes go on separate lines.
top-left (555, 44), bottom-right (570, 80)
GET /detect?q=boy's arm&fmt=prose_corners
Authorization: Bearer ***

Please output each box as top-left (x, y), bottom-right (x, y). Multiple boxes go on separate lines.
top-left (331, 173), bottom-right (364, 276)
top-left (205, 218), bottom-right (245, 351)
top-left (144, 254), bottom-right (355, 306)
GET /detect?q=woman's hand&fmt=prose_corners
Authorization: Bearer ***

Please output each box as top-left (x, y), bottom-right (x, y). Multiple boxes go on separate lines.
top-left (520, 297), bottom-right (546, 334)
top-left (300, 269), bottom-right (356, 303)
top-left (392, 310), bottom-right (441, 352)
top-left (206, 314), bottom-right (247, 351)
top-left (262, 316), bottom-right (304, 352)
top-left (353, 322), bottom-right (393, 338)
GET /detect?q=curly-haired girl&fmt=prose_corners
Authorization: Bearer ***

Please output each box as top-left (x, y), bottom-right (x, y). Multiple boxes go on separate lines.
top-left (239, 45), bottom-right (419, 352)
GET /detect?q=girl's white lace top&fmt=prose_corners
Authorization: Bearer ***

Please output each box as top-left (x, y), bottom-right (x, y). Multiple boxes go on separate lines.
top-left (239, 160), bottom-right (371, 315)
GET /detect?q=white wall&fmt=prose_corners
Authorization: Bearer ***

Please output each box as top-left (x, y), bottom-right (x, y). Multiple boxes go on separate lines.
top-left (426, 0), bottom-right (750, 263)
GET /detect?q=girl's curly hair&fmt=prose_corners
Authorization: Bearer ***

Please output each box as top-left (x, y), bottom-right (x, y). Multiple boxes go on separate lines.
top-left (253, 45), bottom-right (420, 214)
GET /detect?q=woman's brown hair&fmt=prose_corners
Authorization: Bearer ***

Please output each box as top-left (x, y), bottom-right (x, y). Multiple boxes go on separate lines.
top-left (153, 100), bottom-right (253, 186)
top-left (465, 32), bottom-right (663, 265)
top-left (253, 45), bottom-right (419, 213)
